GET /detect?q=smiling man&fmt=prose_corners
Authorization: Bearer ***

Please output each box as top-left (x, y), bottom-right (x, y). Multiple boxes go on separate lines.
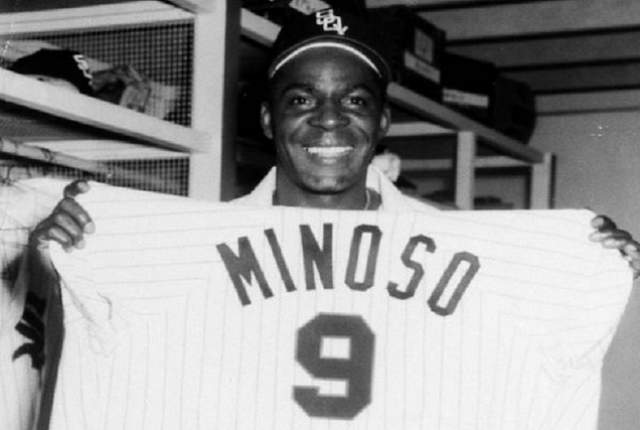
top-left (233, 8), bottom-right (443, 212)
top-left (261, 9), bottom-right (391, 210)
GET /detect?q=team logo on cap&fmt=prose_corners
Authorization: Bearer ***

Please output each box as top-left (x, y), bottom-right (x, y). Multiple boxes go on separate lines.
top-left (315, 9), bottom-right (349, 36)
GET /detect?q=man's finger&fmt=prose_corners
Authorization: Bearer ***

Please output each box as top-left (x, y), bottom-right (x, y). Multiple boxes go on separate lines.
top-left (623, 241), bottom-right (640, 257)
top-left (46, 226), bottom-right (73, 249)
top-left (53, 212), bottom-right (84, 246)
top-left (589, 230), bottom-right (632, 242)
top-left (58, 198), bottom-right (95, 234)
top-left (591, 215), bottom-right (616, 231)
top-left (629, 258), bottom-right (640, 272)
top-left (602, 236), bottom-right (634, 249)
top-left (63, 180), bottom-right (90, 199)
top-left (625, 251), bottom-right (640, 279)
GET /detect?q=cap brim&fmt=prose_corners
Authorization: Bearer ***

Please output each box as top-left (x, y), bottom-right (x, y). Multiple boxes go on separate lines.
top-left (268, 35), bottom-right (392, 82)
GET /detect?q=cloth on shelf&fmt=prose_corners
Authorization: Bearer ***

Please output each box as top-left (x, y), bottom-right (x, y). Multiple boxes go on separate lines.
top-left (1, 40), bottom-right (179, 120)
top-left (91, 65), bottom-right (179, 119)
top-left (9, 49), bottom-right (94, 95)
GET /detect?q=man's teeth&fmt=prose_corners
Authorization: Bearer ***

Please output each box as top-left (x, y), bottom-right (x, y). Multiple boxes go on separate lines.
top-left (305, 147), bottom-right (351, 155)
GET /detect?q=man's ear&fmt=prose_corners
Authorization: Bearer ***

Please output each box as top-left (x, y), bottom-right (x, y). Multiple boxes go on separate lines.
top-left (377, 103), bottom-right (391, 140)
top-left (260, 102), bottom-right (274, 140)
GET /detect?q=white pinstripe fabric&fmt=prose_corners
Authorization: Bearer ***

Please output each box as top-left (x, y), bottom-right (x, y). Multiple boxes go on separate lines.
top-left (1, 179), bottom-right (633, 430)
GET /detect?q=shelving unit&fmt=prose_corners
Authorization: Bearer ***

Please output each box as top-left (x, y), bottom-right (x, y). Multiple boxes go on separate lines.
top-left (0, 0), bottom-right (232, 199)
top-left (239, 8), bottom-right (554, 209)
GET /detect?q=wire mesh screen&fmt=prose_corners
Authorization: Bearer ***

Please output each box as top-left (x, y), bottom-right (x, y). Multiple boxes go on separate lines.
top-left (0, 155), bottom-right (190, 196)
top-left (4, 20), bottom-right (194, 126)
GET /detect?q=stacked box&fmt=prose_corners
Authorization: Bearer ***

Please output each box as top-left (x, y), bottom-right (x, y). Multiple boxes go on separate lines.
top-left (370, 6), bottom-right (445, 101)
top-left (243, 0), bottom-right (366, 24)
top-left (490, 76), bottom-right (537, 143)
top-left (442, 52), bottom-right (497, 124)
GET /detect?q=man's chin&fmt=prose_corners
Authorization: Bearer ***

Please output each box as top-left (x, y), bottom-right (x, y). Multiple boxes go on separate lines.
top-left (301, 175), bottom-right (352, 194)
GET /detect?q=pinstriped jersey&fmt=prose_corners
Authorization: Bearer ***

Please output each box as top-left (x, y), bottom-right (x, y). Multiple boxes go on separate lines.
top-left (2, 179), bottom-right (633, 429)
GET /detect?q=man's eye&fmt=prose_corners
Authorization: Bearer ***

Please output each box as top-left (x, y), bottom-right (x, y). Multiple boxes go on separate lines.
top-left (345, 96), bottom-right (366, 106)
top-left (289, 96), bottom-right (310, 106)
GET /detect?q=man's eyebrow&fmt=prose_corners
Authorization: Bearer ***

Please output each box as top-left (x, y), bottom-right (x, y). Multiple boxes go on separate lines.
top-left (348, 84), bottom-right (376, 94)
top-left (279, 82), bottom-right (315, 93)
top-left (275, 82), bottom-right (380, 97)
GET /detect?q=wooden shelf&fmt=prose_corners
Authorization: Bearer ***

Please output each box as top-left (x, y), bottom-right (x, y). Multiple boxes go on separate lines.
top-left (239, 8), bottom-right (544, 164)
top-left (0, 1), bottom-right (193, 34)
top-left (241, 8), bottom-right (279, 46)
top-left (402, 156), bottom-right (529, 172)
top-left (0, 68), bottom-right (210, 153)
top-left (165, 0), bottom-right (213, 13)
top-left (23, 140), bottom-right (188, 161)
top-left (387, 121), bottom-right (454, 137)
top-left (387, 84), bottom-right (543, 163)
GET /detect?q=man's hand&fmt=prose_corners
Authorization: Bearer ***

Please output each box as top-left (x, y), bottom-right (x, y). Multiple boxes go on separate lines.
top-left (590, 215), bottom-right (640, 277)
top-left (29, 180), bottom-right (94, 253)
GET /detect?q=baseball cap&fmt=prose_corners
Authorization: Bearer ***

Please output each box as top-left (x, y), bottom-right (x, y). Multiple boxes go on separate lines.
top-left (268, 8), bottom-right (393, 83)
top-left (9, 49), bottom-right (94, 95)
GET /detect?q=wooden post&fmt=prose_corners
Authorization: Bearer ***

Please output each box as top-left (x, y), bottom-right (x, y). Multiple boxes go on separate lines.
top-left (190, 0), bottom-right (240, 200)
top-left (530, 152), bottom-right (554, 208)
top-left (455, 131), bottom-right (476, 210)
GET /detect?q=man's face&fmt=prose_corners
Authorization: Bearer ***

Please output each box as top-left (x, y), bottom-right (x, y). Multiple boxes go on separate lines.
top-left (261, 47), bottom-right (390, 194)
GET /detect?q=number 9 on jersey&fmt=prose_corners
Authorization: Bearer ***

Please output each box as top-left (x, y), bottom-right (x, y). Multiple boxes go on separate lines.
top-left (293, 313), bottom-right (375, 420)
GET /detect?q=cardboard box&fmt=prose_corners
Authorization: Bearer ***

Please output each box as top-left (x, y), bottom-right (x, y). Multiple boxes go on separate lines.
top-left (442, 52), bottom-right (497, 124)
top-left (370, 6), bottom-right (446, 101)
top-left (490, 76), bottom-right (537, 143)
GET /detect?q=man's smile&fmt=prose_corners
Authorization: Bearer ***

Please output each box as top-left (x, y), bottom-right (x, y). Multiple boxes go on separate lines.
top-left (304, 146), bottom-right (353, 156)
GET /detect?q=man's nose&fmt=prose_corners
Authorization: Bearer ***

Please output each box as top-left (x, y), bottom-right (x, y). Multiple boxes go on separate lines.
top-left (309, 101), bottom-right (349, 130)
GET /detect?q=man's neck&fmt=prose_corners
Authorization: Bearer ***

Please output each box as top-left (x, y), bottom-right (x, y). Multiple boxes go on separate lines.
top-left (274, 171), bottom-right (368, 210)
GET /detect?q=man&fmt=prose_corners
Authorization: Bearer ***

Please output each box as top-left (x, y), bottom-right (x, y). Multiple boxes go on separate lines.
top-left (233, 7), bottom-right (441, 212)
top-left (18, 7), bottom-right (640, 428)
